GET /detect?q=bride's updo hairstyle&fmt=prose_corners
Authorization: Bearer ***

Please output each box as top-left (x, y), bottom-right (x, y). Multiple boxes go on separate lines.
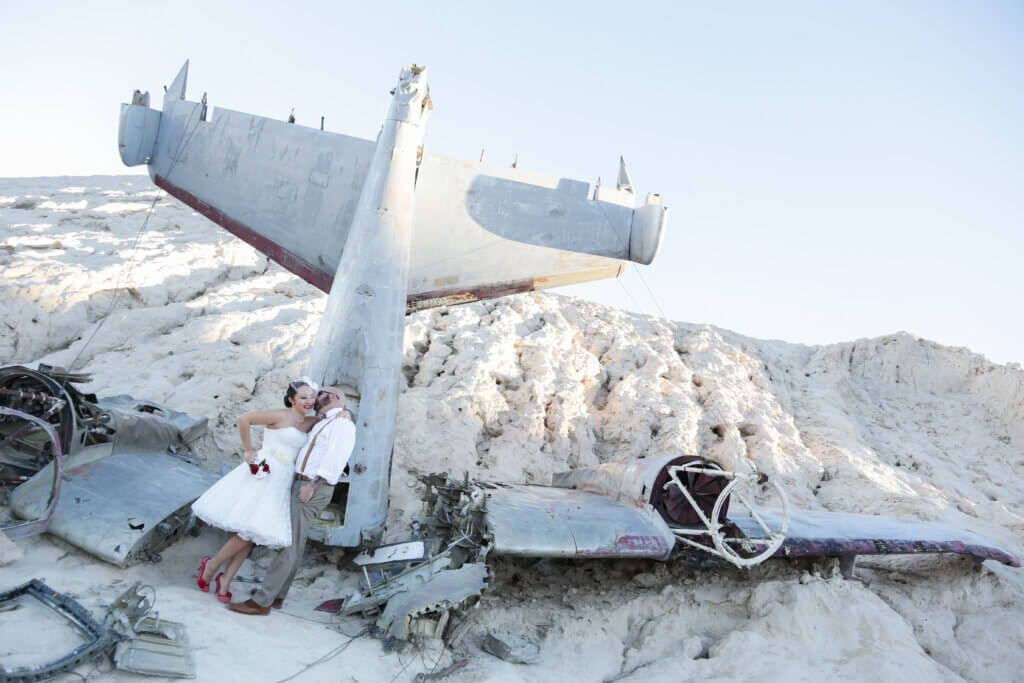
top-left (283, 376), bottom-right (319, 408)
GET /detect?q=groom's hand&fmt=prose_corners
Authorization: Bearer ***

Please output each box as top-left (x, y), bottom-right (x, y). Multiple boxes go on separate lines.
top-left (299, 483), bottom-right (316, 503)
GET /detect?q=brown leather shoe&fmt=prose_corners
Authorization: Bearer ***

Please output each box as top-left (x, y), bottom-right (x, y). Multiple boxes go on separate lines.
top-left (228, 599), bottom-right (270, 616)
top-left (272, 598), bottom-right (284, 609)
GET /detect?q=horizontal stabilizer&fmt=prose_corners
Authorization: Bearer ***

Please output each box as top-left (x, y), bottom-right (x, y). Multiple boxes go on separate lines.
top-left (121, 64), bottom-right (667, 311)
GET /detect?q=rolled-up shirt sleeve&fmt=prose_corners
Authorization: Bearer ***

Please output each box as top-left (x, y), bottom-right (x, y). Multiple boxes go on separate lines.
top-left (312, 418), bottom-right (356, 485)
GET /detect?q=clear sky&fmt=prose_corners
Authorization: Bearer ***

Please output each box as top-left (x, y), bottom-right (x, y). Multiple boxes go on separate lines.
top-left (3, 1), bottom-right (1021, 364)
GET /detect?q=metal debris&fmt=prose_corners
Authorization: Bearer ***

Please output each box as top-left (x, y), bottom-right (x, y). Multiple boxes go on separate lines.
top-left (375, 563), bottom-right (487, 641)
top-left (482, 631), bottom-right (540, 664)
top-left (0, 405), bottom-right (64, 541)
top-left (0, 580), bottom-right (194, 680)
top-left (114, 616), bottom-right (194, 679)
top-left (0, 579), bottom-right (115, 681)
top-left (2, 364), bottom-right (217, 566)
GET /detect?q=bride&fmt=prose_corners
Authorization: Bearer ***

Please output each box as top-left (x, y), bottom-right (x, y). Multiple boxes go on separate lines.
top-left (191, 377), bottom-right (320, 602)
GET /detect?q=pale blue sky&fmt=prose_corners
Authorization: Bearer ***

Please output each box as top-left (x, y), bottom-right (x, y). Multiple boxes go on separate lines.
top-left (3, 1), bottom-right (1021, 363)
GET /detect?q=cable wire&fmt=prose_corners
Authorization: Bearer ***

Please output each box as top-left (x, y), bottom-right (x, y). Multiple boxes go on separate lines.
top-left (633, 266), bottom-right (667, 319)
top-left (61, 103), bottom-right (204, 386)
top-left (616, 277), bottom-right (645, 315)
top-left (273, 627), bottom-right (369, 683)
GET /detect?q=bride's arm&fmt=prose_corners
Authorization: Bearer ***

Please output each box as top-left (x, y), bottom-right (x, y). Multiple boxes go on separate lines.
top-left (238, 408), bottom-right (288, 463)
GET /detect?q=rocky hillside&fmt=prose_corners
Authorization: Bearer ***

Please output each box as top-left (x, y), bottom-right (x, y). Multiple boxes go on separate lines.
top-left (3, 176), bottom-right (1022, 681)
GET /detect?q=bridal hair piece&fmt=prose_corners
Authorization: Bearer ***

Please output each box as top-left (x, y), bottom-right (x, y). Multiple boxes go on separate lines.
top-left (284, 376), bottom-right (320, 408)
top-left (289, 376), bottom-right (320, 393)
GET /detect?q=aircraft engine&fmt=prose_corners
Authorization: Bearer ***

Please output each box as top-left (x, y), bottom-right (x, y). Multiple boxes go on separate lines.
top-left (0, 365), bottom-right (84, 475)
top-left (551, 454), bottom-right (731, 527)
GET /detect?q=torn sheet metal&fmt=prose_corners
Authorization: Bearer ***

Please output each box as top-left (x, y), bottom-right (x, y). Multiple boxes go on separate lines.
top-left (2, 364), bottom-right (215, 565)
top-left (375, 563), bottom-right (487, 641)
top-left (10, 452), bottom-right (218, 566)
top-left (737, 508), bottom-right (1021, 567)
top-left (352, 540), bottom-right (427, 567)
top-left (114, 616), bottom-right (195, 679)
top-left (481, 483), bottom-right (675, 559)
top-left (0, 366), bottom-right (78, 472)
top-left (341, 550), bottom-right (455, 617)
top-left (0, 406), bottom-right (63, 540)
top-left (96, 395), bottom-right (207, 455)
top-left (104, 581), bottom-right (196, 677)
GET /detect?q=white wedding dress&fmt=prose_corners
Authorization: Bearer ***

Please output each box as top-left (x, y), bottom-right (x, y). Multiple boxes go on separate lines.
top-left (191, 426), bottom-right (308, 548)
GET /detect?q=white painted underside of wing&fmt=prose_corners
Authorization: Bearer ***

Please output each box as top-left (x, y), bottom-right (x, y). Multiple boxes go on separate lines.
top-left (407, 154), bottom-right (630, 306)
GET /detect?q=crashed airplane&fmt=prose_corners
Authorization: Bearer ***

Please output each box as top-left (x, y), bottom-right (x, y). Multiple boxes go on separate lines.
top-left (115, 61), bottom-right (666, 551)
top-left (1, 62), bottom-right (1018, 647)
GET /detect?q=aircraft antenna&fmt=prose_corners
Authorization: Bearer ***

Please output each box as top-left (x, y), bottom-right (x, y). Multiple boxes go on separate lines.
top-left (616, 155), bottom-right (634, 193)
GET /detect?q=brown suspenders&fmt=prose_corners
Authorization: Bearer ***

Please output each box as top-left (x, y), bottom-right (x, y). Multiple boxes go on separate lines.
top-left (298, 415), bottom-right (339, 474)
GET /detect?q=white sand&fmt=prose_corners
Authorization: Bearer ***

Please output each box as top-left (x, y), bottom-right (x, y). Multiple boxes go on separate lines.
top-left (1, 175), bottom-right (1021, 682)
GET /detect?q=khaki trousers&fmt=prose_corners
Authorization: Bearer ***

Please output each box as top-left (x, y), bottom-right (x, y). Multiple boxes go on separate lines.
top-left (253, 479), bottom-right (334, 607)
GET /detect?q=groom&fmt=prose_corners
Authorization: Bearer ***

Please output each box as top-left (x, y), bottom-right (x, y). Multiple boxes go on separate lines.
top-left (230, 386), bottom-right (356, 615)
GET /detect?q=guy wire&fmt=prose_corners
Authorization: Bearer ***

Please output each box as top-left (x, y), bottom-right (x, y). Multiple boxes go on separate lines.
top-left (59, 104), bottom-right (204, 391)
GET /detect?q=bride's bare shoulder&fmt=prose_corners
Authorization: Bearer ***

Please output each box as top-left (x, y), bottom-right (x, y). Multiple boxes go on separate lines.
top-left (240, 407), bottom-right (295, 429)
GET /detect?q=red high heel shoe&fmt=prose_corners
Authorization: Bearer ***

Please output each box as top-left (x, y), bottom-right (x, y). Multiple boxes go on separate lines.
top-left (215, 574), bottom-right (232, 604)
top-left (197, 557), bottom-right (212, 592)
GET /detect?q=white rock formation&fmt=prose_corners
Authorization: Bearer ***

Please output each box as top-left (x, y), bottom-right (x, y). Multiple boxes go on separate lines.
top-left (1, 176), bottom-right (1022, 682)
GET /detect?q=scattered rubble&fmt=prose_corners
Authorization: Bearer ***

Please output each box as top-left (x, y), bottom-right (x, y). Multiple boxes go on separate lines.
top-left (482, 630), bottom-right (540, 664)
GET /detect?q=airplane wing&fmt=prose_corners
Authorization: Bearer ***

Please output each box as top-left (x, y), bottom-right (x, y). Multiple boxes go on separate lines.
top-left (119, 62), bottom-right (667, 311)
top-left (407, 153), bottom-right (664, 311)
top-left (743, 508), bottom-right (1021, 567)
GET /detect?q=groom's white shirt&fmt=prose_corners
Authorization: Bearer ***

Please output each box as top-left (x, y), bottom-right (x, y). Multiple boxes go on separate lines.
top-left (296, 408), bottom-right (356, 485)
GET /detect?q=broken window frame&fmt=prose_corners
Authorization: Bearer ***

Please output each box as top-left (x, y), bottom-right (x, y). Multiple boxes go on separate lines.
top-left (0, 579), bottom-right (116, 681)
top-left (0, 406), bottom-right (64, 539)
